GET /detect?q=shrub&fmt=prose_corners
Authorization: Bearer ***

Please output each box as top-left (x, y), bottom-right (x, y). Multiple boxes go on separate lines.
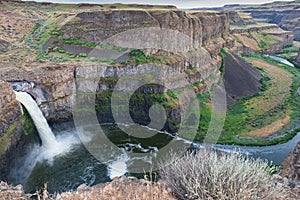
top-left (129, 49), bottom-right (145, 57)
top-left (159, 149), bottom-right (287, 200)
top-left (129, 49), bottom-right (158, 64)
top-left (78, 53), bottom-right (87, 57)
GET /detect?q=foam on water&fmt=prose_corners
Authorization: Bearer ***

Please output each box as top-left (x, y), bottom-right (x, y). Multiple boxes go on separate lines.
top-left (107, 154), bottom-right (128, 179)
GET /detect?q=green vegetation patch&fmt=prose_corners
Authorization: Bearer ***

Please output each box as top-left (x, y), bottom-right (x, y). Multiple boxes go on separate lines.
top-left (256, 31), bottom-right (279, 50)
top-left (21, 106), bottom-right (38, 136)
top-left (193, 54), bottom-right (300, 146)
top-left (62, 37), bottom-right (129, 52)
top-left (282, 45), bottom-right (299, 54)
top-left (128, 49), bottom-right (157, 64)
top-left (195, 92), bottom-right (212, 141)
top-left (0, 124), bottom-right (17, 155)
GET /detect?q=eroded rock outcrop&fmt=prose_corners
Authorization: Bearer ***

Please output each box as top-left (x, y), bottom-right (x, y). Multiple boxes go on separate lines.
top-left (222, 1), bottom-right (300, 41)
top-left (0, 181), bottom-right (29, 200)
top-left (228, 11), bottom-right (255, 26)
top-left (229, 24), bottom-right (294, 55)
top-left (0, 64), bottom-right (75, 122)
top-left (296, 49), bottom-right (300, 64)
top-left (0, 81), bottom-right (21, 136)
top-left (0, 81), bottom-right (26, 181)
top-left (75, 47), bottom-right (222, 131)
top-left (229, 23), bottom-right (294, 55)
top-left (280, 141), bottom-right (300, 186)
top-left (248, 9), bottom-right (300, 41)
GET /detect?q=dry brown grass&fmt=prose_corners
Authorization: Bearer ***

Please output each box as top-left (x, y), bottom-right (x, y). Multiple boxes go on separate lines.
top-left (241, 114), bottom-right (291, 137)
top-left (54, 178), bottom-right (176, 200)
top-left (244, 58), bottom-right (293, 116)
top-left (234, 34), bottom-right (261, 50)
top-left (251, 31), bottom-right (280, 46)
top-left (0, 8), bottom-right (45, 41)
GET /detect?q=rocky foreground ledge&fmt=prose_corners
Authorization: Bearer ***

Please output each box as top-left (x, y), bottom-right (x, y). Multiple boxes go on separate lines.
top-left (0, 177), bottom-right (176, 200)
top-left (1, 175), bottom-right (300, 200)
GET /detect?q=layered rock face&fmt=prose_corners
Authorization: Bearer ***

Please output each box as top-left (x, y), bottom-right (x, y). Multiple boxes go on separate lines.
top-left (0, 9), bottom-right (229, 132)
top-left (0, 81), bottom-right (21, 137)
top-left (228, 11), bottom-right (255, 26)
top-left (249, 9), bottom-right (300, 41)
top-left (229, 24), bottom-right (294, 55)
top-left (296, 49), bottom-right (300, 64)
top-left (224, 0), bottom-right (300, 41)
top-left (75, 48), bottom-right (221, 131)
top-left (0, 81), bottom-right (24, 181)
top-left (0, 64), bottom-right (75, 122)
top-left (60, 10), bottom-right (229, 49)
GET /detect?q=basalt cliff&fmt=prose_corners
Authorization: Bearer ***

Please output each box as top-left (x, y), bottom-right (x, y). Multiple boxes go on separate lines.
top-left (0, 0), bottom-right (230, 181)
top-left (0, 6), bottom-right (230, 130)
top-left (197, 0), bottom-right (300, 41)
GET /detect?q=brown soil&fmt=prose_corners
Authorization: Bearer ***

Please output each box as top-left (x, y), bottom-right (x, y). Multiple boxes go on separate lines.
top-left (0, 39), bottom-right (9, 54)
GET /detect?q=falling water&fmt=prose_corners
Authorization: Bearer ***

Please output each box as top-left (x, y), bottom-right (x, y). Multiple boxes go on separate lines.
top-left (14, 91), bottom-right (58, 150)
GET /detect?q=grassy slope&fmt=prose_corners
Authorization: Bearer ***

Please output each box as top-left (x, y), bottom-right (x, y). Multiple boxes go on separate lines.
top-left (196, 54), bottom-right (300, 146)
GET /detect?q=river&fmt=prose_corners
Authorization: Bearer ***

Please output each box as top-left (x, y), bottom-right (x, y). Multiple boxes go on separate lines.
top-left (8, 121), bottom-right (300, 194)
top-left (264, 55), bottom-right (295, 67)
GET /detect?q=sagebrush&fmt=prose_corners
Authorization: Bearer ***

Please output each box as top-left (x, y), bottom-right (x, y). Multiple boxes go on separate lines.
top-left (159, 149), bottom-right (287, 200)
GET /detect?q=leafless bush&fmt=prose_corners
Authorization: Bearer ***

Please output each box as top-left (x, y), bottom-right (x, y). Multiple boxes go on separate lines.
top-left (159, 149), bottom-right (287, 200)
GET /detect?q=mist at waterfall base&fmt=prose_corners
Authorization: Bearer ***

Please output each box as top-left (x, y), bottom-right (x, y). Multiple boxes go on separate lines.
top-left (9, 92), bottom-right (300, 194)
top-left (10, 92), bottom-right (144, 193)
top-left (11, 92), bottom-right (173, 193)
top-left (8, 121), bottom-right (176, 194)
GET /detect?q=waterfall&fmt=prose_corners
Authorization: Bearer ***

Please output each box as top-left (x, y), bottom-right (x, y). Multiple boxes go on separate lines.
top-left (14, 91), bottom-right (59, 150)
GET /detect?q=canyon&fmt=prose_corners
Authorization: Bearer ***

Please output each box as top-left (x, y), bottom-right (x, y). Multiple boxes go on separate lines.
top-left (0, 0), bottom-right (300, 197)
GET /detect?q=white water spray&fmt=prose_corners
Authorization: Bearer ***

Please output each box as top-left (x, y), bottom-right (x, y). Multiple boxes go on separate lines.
top-left (107, 154), bottom-right (128, 179)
